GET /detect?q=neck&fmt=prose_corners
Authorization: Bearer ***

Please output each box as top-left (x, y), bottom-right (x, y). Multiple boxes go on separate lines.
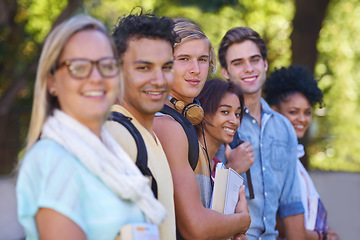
top-left (198, 130), bottom-right (221, 162)
top-left (244, 91), bottom-right (262, 124)
top-left (169, 91), bottom-right (194, 106)
top-left (120, 102), bottom-right (155, 134)
top-left (88, 123), bottom-right (103, 139)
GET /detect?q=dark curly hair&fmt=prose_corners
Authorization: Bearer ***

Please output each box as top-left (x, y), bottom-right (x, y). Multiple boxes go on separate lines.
top-left (195, 78), bottom-right (244, 135)
top-left (112, 8), bottom-right (177, 58)
top-left (263, 65), bottom-right (323, 108)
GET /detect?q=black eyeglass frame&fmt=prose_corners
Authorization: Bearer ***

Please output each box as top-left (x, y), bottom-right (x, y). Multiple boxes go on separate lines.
top-left (52, 57), bottom-right (121, 79)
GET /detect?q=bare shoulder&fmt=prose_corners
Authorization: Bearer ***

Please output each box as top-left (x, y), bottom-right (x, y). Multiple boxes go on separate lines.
top-left (153, 115), bottom-right (189, 169)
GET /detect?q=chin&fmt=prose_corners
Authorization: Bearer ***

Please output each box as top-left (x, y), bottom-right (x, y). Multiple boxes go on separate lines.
top-left (296, 132), bottom-right (305, 139)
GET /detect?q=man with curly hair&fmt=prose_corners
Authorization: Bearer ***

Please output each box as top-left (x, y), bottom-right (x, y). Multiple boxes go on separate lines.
top-left (217, 27), bottom-right (306, 240)
top-left (105, 10), bottom-right (177, 239)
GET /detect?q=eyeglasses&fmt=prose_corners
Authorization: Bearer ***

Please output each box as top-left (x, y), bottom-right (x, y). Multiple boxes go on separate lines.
top-left (54, 57), bottom-right (120, 79)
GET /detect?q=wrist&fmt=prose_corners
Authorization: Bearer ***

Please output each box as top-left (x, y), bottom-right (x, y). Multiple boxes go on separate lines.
top-left (322, 231), bottom-right (328, 240)
top-left (314, 230), bottom-right (322, 240)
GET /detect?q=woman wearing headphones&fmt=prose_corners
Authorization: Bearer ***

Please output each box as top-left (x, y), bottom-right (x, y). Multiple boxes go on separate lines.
top-left (154, 18), bottom-right (250, 240)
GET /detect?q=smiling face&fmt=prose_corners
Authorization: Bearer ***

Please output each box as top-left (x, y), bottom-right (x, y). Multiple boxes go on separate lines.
top-left (274, 92), bottom-right (312, 138)
top-left (172, 39), bottom-right (210, 103)
top-left (205, 93), bottom-right (241, 146)
top-left (121, 38), bottom-right (174, 120)
top-left (221, 40), bottom-right (268, 99)
top-left (48, 30), bottom-right (118, 134)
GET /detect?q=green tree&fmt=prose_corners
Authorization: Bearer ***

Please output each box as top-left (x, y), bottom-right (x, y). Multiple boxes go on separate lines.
top-left (0, 0), bottom-right (83, 174)
top-left (1, 0), bottom-right (359, 174)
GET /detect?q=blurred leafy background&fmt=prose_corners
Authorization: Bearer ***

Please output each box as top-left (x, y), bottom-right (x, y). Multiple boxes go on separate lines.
top-left (1, 0), bottom-right (360, 174)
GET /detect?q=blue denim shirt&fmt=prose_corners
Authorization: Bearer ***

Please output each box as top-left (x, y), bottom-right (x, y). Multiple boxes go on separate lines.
top-left (217, 98), bottom-right (304, 240)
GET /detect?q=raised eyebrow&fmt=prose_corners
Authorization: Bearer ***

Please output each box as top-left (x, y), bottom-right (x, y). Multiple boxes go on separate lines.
top-left (175, 54), bottom-right (190, 58)
top-left (199, 55), bottom-right (209, 59)
top-left (250, 54), bottom-right (262, 59)
top-left (164, 60), bottom-right (174, 65)
top-left (230, 54), bottom-right (262, 64)
top-left (219, 104), bottom-right (232, 108)
top-left (230, 58), bottom-right (243, 64)
top-left (134, 60), bottom-right (153, 65)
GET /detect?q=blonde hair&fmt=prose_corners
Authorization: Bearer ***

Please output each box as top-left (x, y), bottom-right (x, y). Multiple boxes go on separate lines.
top-left (173, 18), bottom-right (217, 75)
top-left (25, 15), bottom-right (120, 153)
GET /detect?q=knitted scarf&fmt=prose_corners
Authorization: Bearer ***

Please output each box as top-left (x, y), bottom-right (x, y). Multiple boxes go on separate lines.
top-left (41, 109), bottom-right (166, 225)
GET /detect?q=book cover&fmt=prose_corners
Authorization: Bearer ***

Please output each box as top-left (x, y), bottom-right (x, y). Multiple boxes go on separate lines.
top-left (212, 166), bottom-right (244, 214)
top-left (116, 223), bottom-right (160, 240)
top-left (314, 199), bottom-right (327, 233)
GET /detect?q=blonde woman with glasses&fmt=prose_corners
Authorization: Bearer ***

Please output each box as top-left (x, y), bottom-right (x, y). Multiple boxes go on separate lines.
top-left (16, 15), bottom-right (166, 240)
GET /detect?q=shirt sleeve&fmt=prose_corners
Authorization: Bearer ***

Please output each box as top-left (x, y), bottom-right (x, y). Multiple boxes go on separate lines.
top-left (277, 124), bottom-right (305, 219)
top-left (16, 139), bottom-right (87, 238)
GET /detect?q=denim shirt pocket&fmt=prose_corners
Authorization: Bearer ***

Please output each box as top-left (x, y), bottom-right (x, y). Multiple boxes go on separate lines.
top-left (270, 140), bottom-right (288, 171)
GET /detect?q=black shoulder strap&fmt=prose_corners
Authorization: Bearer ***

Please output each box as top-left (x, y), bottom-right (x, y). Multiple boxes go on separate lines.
top-left (160, 105), bottom-right (199, 170)
top-left (109, 111), bottom-right (158, 199)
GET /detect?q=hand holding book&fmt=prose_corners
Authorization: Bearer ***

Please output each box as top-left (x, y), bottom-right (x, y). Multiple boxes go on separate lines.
top-left (212, 163), bottom-right (245, 214)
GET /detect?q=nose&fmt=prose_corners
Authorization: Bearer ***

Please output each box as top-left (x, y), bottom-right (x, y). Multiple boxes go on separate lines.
top-left (243, 60), bottom-right (254, 73)
top-left (151, 68), bottom-right (166, 87)
top-left (88, 65), bottom-right (103, 82)
top-left (298, 113), bottom-right (306, 122)
top-left (189, 60), bottom-right (200, 75)
top-left (229, 113), bottom-right (240, 126)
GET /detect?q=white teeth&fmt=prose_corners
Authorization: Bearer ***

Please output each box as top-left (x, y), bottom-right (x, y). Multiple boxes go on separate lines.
top-left (224, 127), bottom-right (235, 134)
top-left (146, 91), bottom-right (162, 95)
top-left (294, 125), bottom-right (304, 129)
top-left (83, 91), bottom-right (104, 97)
top-left (243, 77), bottom-right (256, 82)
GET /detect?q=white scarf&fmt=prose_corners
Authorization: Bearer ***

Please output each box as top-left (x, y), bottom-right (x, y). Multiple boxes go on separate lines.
top-left (41, 109), bottom-right (166, 225)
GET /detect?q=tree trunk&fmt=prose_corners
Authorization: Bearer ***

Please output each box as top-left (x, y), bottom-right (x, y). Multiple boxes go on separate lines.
top-left (291, 0), bottom-right (331, 169)
top-left (291, 0), bottom-right (331, 72)
top-left (0, 0), bottom-right (84, 175)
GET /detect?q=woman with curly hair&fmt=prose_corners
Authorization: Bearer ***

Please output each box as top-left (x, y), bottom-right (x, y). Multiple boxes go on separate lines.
top-left (264, 65), bottom-right (339, 240)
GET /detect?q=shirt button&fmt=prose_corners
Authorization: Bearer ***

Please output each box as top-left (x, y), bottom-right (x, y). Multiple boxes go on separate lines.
top-left (252, 119), bottom-right (256, 124)
top-left (264, 192), bottom-right (267, 197)
top-left (259, 238), bottom-right (262, 240)
top-left (262, 167), bottom-right (266, 171)
top-left (263, 217), bottom-right (266, 221)
top-left (260, 143), bottom-right (263, 147)
top-left (245, 109), bottom-right (249, 113)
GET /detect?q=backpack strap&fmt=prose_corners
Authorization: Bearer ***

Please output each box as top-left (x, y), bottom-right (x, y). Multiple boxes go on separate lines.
top-left (109, 111), bottom-right (158, 199)
top-left (160, 105), bottom-right (199, 170)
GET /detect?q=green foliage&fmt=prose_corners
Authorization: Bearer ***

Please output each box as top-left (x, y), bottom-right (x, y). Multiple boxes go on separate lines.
top-left (19, 0), bottom-right (68, 43)
top-left (309, 0), bottom-right (360, 171)
top-left (2, 0), bottom-right (360, 172)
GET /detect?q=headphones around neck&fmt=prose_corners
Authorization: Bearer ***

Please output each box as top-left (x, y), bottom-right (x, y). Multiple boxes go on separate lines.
top-left (168, 95), bottom-right (204, 125)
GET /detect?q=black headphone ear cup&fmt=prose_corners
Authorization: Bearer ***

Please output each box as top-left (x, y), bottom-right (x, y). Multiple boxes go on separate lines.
top-left (183, 103), bottom-right (204, 125)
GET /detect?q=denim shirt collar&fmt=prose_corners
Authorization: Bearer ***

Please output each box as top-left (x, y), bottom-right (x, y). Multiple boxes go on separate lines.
top-left (244, 98), bottom-right (274, 117)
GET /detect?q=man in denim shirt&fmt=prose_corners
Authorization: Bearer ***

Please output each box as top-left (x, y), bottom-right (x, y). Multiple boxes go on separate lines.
top-left (217, 27), bottom-right (305, 240)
